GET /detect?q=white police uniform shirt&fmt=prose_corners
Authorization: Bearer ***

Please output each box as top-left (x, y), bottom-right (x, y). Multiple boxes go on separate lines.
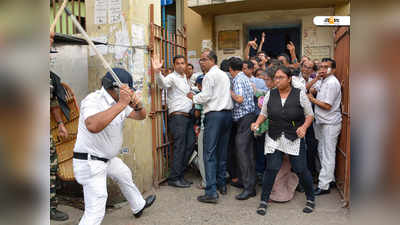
top-left (73, 87), bottom-right (146, 225)
top-left (315, 74), bottom-right (342, 125)
top-left (74, 87), bottom-right (133, 159)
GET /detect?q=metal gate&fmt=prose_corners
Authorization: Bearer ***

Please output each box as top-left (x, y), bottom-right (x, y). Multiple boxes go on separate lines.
top-left (334, 26), bottom-right (350, 206)
top-left (149, 4), bottom-right (187, 186)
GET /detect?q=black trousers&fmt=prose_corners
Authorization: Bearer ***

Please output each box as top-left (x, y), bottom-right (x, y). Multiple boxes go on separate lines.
top-left (305, 122), bottom-right (319, 178)
top-left (227, 122), bottom-right (240, 179)
top-left (234, 113), bottom-right (257, 192)
top-left (261, 139), bottom-right (315, 202)
top-left (168, 114), bottom-right (195, 181)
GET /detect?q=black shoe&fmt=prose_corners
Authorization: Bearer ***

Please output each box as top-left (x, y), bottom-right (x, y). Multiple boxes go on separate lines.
top-left (218, 185), bottom-right (227, 195)
top-left (302, 200), bottom-right (315, 214)
top-left (296, 183), bottom-right (305, 193)
top-left (314, 188), bottom-right (330, 196)
top-left (256, 202), bottom-right (268, 216)
top-left (50, 208), bottom-right (69, 221)
top-left (181, 178), bottom-right (193, 185)
top-left (235, 189), bottom-right (256, 200)
top-left (134, 195), bottom-right (156, 218)
top-left (230, 180), bottom-right (244, 189)
top-left (168, 179), bottom-right (191, 188)
top-left (197, 194), bottom-right (218, 204)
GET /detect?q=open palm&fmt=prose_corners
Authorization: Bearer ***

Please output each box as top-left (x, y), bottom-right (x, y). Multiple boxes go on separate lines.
top-left (151, 55), bottom-right (164, 73)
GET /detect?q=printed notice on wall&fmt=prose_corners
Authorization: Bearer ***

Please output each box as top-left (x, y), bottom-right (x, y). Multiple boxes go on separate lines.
top-left (94, 0), bottom-right (107, 24)
top-left (133, 49), bottom-right (145, 74)
top-left (131, 24), bottom-right (145, 46)
top-left (109, 0), bottom-right (122, 24)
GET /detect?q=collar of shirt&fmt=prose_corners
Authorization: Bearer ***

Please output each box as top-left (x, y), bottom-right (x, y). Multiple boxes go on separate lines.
top-left (101, 87), bottom-right (116, 106)
top-left (173, 71), bottom-right (186, 78)
top-left (208, 65), bottom-right (218, 73)
top-left (232, 71), bottom-right (246, 82)
top-left (323, 74), bottom-right (335, 81)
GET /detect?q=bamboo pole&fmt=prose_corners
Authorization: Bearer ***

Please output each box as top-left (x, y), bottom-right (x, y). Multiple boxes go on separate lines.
top-left (50, 0), bottom-right (68, 33)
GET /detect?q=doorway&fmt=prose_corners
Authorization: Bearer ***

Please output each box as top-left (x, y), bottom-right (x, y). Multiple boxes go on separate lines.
top-left (247, 24), bottom-right (301, 61)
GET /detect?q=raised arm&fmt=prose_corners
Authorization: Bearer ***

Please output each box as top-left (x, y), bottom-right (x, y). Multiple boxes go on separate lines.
top-left (287, 41), bottom-right (299, 67)
top-left (244, 38), bottom-right (257, 61)
top-left (306, 72), bottom-right (322, 91)
top-left (257, 32), bottom-right (265, 53)
top-left (84, 85), bottom-right (133, 133)
top-left (151, 55), bottom-right (172, 89)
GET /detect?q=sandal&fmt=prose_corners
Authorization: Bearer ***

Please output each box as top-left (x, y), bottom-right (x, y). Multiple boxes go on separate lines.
top-left (303, 200), bottom-right (315, 213)
top-left (256, 201), bottom-right (268, 216)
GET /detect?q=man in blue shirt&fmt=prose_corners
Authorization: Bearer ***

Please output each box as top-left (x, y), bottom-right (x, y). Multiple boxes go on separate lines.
top-left (229, 57), bottom-right (257, 200)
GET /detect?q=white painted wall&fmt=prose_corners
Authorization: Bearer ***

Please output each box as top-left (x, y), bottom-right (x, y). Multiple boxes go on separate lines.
top-left (50, 44), bottom-right (89, 105)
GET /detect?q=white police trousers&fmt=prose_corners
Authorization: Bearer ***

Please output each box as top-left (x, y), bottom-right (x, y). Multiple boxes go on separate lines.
top-left (314, 123), bottom-right (342, 190)
top-left (73, 157), bottom-right (146, 225)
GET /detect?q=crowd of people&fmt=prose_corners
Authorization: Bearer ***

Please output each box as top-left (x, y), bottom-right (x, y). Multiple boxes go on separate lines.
top-left (152, 36), bottom-right (342, 216)
top-left (51, 33), bottom-right (342, 224)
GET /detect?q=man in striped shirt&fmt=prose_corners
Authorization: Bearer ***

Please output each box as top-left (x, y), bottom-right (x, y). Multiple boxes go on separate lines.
top-left (229, 57), bottom-right (258, 200)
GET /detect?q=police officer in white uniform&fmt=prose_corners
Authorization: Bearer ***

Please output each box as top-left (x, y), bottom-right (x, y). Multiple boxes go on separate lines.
top-left (73, 68), bottom-right (156, 225)
top-left (307, 58), bottom-right (342, 195)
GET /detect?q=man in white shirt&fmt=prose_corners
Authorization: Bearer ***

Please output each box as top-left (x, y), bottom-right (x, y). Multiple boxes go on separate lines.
top-left (186, 63), bottom-right (196, 88)
top-left (153, 55), bottom-right (195, 188)
top-left (292, 60), bottom-right (321, 179)
top-left (186, 50), bottom-right (234, 204)
top-left (307, 58), bottom-right (342, 195)
top-left (73, 68), bottom-right (156, 225)
top-left (292, 60), bottom-right (321, 93)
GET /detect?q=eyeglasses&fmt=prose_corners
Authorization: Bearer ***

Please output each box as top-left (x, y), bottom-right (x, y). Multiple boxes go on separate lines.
top-left (273, 76), bottom-right (287, 81)
top-left (199, 58), bottom-right (210, 62)
top-left (303, 66), bottom-right (313, 70)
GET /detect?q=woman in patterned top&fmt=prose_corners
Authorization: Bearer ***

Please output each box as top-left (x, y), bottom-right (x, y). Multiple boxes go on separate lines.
top-left (251, 65), bottom-right (315, 215)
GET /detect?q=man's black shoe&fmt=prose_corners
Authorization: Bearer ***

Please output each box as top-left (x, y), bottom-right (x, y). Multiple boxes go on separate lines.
top-left (168, 179), bottom-right (191, 188)
top-left (181, 178), bottom-right (193, 185)
top-left (197, 194), bottom-right (218, 204)
top-left (230, 180), bottom-right (244, 189)
top-left (314, 188), bottom-right (330, 196)
top-left (218, 185), bottom-right (227, 195)
top-left (50, 208), bottom-right (69, 221)
top-left (235, 189), bottom-right (256, 200)
top-left (134, 195), bottom-right (156, 218)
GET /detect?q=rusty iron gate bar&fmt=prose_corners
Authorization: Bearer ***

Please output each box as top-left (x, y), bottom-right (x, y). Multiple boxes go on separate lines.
top-left (149, 4), bottom-right (187, 186)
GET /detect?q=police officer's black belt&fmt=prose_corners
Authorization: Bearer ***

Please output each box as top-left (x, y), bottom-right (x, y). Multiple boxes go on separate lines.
top-left (73, 152), bottom-right (109, 163)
